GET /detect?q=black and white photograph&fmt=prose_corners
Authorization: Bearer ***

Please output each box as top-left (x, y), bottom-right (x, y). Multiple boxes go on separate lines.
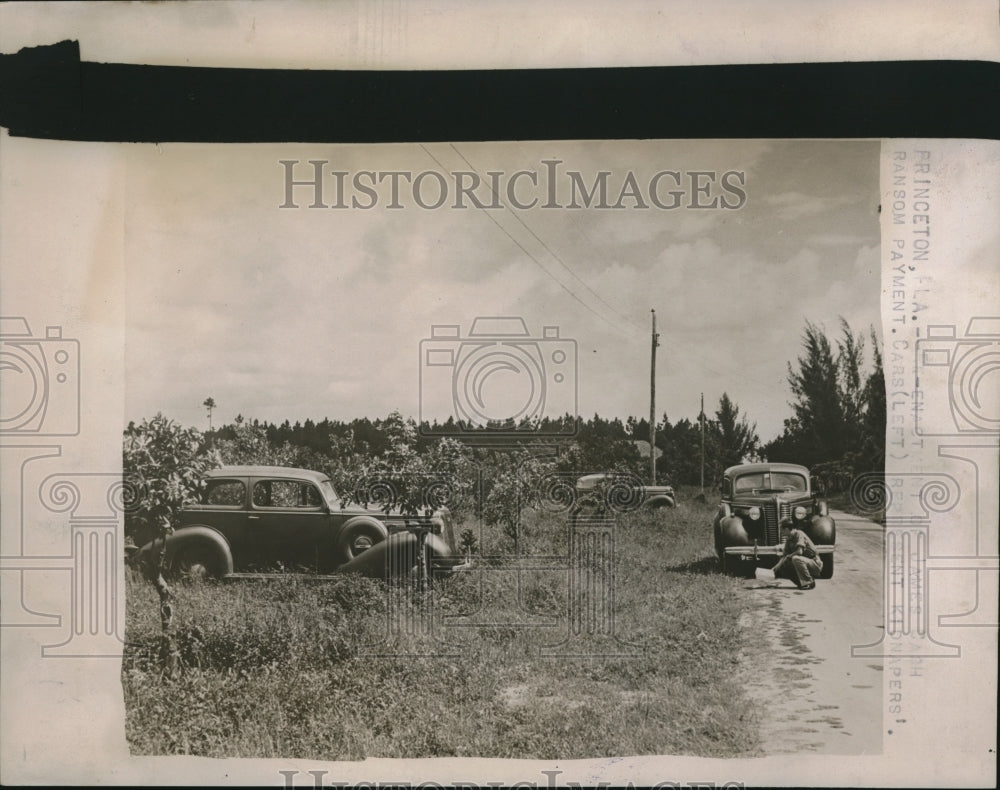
top-left (117, 139), bottom-right (884, 762)
top-left (1, 2), bottom-right (997, 787)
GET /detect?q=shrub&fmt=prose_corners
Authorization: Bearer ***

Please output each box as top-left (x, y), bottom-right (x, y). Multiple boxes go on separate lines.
top-left (123, 414), bottom-right (220, 548)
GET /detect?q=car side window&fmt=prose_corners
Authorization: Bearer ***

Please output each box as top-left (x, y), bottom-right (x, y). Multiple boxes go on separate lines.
top-left (721, 477), bottom-right (732, 497)
top-left (252, 480), bottom-right (272, 507)
top-left (203, 479), bottom-right (245, 507)
top-left (302, 484), bottom-right (322, 507)
top-left (253, 480), bottom-right (323, 509)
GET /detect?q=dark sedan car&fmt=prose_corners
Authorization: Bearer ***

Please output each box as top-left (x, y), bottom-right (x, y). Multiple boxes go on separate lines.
top-left (713, 462), bottom-right (835, 579)
top-left (575, 473), bottom-right (676, 510)
top-left (136, 466), bottom-right (464, 580)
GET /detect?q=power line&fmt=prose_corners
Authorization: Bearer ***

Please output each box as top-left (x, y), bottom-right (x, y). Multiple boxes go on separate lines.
top-left (418, 144), bottom-right (637, 336)
top-left (449, 144), bottom-right (644, 334)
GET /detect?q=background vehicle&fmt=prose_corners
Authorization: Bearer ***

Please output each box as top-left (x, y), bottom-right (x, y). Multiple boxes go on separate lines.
top-left (572, 472), bottom-right (677, 521)
top-left (713, 462), bottom-right (835, 579)
top-left (135, 465), bottom-right (463, 580)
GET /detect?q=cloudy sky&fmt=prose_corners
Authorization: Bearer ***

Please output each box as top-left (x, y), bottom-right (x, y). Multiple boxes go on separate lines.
top-left (125, 139), bottom-right (880, 442)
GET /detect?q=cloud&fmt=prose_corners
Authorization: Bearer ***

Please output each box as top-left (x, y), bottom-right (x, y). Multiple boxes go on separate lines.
top-left (807, 232), bottom-right (870, 247)
top-left (765, 191), bottom-right (854, 220)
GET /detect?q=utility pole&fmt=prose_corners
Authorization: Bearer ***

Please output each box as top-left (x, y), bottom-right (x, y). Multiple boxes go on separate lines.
top-left (700, 392), bottom-right (706, 498)
top-left (649, 309), bottom-right (659, 486)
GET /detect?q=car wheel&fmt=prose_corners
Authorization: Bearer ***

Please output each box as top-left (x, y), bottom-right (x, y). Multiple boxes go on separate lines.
top-left (175, 545), bottom-right (221, 582)
top-left (338, 521), bottom-right (386, 563)
top-left (819, 553), bottom-right (834, 579)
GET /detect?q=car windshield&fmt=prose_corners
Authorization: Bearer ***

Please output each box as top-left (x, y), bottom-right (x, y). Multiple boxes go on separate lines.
top-left (575, 474), bottom-right (607, 490)
top-left (734, 472), bottom-right (807, 493)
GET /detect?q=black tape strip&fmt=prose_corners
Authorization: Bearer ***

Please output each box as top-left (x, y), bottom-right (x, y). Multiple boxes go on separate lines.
top-left (1, 40), bottom-right (998, 142)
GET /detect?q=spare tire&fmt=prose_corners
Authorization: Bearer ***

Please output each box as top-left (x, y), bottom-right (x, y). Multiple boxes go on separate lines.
top-left (336, 518), bottom-right (388, 564)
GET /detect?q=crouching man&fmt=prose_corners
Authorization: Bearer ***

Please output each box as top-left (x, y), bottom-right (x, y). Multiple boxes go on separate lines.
top-left (772, 519), bottom-right (823, 590)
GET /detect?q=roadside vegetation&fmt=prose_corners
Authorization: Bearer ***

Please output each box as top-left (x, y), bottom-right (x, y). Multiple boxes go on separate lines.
top-left (123, 490), bottom-right (760, 759)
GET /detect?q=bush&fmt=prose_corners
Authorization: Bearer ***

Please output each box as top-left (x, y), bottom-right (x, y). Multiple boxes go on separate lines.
top-left (123, 414), bottom-right (220, 547)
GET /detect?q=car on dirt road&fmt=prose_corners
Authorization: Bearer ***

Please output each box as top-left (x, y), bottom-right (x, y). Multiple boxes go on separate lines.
top-left (134, 465), bottom-right (464, 581)
top-left (713, 462), bottom-right (835, 579)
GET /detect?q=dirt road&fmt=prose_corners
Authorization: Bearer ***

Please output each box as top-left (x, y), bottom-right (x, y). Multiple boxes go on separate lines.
top-left (739, 510), bottom-right (886, 755)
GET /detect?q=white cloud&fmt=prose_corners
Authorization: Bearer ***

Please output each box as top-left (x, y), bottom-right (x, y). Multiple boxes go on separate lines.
top-left (765, 191), bottom-right (853, 220)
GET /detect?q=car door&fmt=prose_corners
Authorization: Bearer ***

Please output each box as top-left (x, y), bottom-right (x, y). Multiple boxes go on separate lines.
top-left (184, 476), bottom-right (250, 559)
top-left (248, 477), bottom-right (328, 571)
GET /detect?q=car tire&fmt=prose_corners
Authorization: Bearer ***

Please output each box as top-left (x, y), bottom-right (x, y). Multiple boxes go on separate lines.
top-left (175, 544), bottom-right (222, 582)
top-left (337, 521), bottom-right (387, 563)
top-left (819, 553), bottom-right (834, 579)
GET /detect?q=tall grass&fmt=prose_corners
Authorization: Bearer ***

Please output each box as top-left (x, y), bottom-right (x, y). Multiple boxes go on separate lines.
top-left (123, 488), bottom-right (760, 759)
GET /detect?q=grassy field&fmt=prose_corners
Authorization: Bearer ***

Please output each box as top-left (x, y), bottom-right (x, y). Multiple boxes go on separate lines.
top-left (123, 488), bottom-right (761, 759)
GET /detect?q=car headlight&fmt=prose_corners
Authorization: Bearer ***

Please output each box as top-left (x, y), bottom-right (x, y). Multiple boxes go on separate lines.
top-left (793, 505), bottom-right (808, 520)
top-left (747, 506), bottom-right (761, 520)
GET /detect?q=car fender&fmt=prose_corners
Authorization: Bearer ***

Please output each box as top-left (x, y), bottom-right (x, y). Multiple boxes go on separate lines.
top-left (809, 513), bottom-right (836, 545)
top-left (335, 530), bottom-right (452, 579)
top-left (719, 514), bottom-right (750, 546)
top-left (643, 494), bottom-right (676, 509)
top-left (140, 525), bottom-right (234, 576)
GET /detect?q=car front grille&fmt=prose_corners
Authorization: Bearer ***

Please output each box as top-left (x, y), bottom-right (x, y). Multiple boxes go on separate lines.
top-left (762, 500), bottom-right (789, 545)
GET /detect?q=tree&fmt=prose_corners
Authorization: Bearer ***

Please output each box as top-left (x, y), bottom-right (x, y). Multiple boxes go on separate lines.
top-left (715, 392), bottom-right (760, 470)
top-left (480, 449), bottom-right (555, 554)
top-left (123, 414), bottom-right (221, 549)
top-left (123, 414), bottom-right (221, 668)
top-left (203, 397), bottom-right (216, 431)
top-left (215, 419), bottom-right (297, 466)
top-left (835, 319), bottom-right (866, 456)
top-left (784, 321), bottom-right (847, 467)
top-left (859, 327), bottom-right (886, 474)
top-left (763, 319), bottom-right (886, 492)
top-left (346, 412), bottom-right (476, 524)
